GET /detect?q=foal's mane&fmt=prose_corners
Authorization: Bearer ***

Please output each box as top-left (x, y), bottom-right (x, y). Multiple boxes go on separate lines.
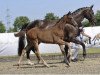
top-left (53, 14), bottom-right (67, 29)
top-left (55, 14), bottom-right (67, 25)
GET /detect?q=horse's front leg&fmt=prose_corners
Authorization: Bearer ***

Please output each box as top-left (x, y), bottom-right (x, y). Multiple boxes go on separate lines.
top-left (72, 38), bottom-right (86, 60)
top-left (65, 43), bottom-right (72, 63)
top-left (34, 42), bottom-right (49, 68)
top-left (57, 40), bottom-right (71, 66)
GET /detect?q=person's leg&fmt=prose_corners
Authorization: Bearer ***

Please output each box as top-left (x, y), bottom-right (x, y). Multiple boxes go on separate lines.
top-left (71, 43), bottom-right (79, 61)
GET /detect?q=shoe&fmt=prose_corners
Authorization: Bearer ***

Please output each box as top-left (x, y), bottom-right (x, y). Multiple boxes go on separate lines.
top-left (71, 58), bottom-right (78, 62)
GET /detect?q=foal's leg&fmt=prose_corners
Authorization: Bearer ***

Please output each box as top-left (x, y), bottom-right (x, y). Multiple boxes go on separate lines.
top-left (66, 43), bottom-right (72, 63)
top-left (18, 49), bottom-right (26, 66)
top-left (59, 45), bottom-right (68, 63)
top-left (18, 44), bottom-right (33, 68)
top-left (57, 39), bottom-right (71, 66)
top-left (27, 49), bottom-right (34, 65)
top-left (34, 42), bottom-right (49, 67)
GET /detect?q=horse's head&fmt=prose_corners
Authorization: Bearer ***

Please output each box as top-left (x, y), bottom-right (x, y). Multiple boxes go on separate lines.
top-left (64, 11), bottom-right (78, 27)
top-left (83, 5), bottom-right (96, 26)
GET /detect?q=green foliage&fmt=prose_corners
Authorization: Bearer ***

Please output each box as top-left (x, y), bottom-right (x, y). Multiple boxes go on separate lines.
top-left (95, 10), bottom-right (100, 26)
top-left (7, 27), bottom-right (15, 33)
top-left (44, 13), bottom-right (59, 21)
top-left (0, 21), bottom-right (6, 33)
top-left (82, 20), bottom-right (90, 27)
top-left (13, 16), bottom-right (30, 32)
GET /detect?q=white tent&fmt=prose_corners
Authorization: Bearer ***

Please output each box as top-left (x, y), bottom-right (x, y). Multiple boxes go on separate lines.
top-left (0, 26), bottom-right (100, 56)
top-left (84, 26), bottom-right (100, 39)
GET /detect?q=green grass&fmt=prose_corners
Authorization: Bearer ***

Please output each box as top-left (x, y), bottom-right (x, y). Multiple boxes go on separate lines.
top-left (79, 48), bottom-right (100, 54)
top-left (0, 48), bottom-right (100, 58)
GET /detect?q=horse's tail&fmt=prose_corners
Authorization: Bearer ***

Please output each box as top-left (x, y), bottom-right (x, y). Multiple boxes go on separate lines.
top-left (18, 36), bottom-right (25, 56)
top-left (18, 23), bottom-right (29, 56)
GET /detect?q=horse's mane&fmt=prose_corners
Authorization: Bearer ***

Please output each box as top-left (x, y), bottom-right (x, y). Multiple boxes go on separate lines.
top-left (26, 20), bottom-right (41, 30)
top-left (21, 23), bottom-right (29, 30)
top-left (72, 7), bottom-right (89, 15)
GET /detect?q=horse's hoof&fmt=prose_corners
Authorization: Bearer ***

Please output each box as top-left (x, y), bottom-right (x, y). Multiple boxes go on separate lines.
top-left (66, 63), bottom-right (70, 67)
top-left (46, 65), bottom-right (50, 68)
top-left (65, 61), bottom-right (70, 66)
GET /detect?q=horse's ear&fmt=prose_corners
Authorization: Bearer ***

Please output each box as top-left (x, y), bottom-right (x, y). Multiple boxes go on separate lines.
top-left (67, 11), bottom-right (72, 15)
top-left (90, 5), bottom-right (94, 9)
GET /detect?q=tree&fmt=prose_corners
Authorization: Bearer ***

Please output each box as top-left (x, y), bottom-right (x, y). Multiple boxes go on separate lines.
top-left (0, 21), bottom-right (6, 33)
top-left (44, 13), bottom-right (59, 21)
top-left (7, 27), bottom-right (15, 32)
top-left (82, 20), bottom-right (90, 27)
top-left (95, 10), bottom-right (100, 26)
top-left (13, 16), bottom-right (30, 31)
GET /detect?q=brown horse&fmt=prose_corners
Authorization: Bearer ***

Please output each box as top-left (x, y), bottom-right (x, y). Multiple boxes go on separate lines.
top-left (17, 12), bottom-right (78, 67)
top-left (15, 5), bottom-right (96, 65)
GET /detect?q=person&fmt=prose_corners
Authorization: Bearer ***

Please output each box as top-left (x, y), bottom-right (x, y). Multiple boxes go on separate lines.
top-left (71, 26), bottom-right (91, 62)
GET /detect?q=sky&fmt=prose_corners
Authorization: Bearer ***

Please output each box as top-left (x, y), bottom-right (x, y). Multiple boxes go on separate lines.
top-left (0, 0), bottom-right (100, 29)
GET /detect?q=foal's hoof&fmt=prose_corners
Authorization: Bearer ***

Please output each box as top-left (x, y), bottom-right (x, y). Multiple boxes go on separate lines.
top-left (16, 64), bottom-right (20, 69)
top-left (44, 63), bottom-right (50, 68)
top-left (28, 62), bottom-right (34, 65)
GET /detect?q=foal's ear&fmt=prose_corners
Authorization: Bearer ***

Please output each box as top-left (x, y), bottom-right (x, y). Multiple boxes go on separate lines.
top-left (67, 11), bottom-right (72, 15)
top-left (90, 5), bottom-right (94, 9)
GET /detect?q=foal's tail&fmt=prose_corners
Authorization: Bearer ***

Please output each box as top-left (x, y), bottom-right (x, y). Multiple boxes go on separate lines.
top-left (18, 36), bottom-right (25, 56)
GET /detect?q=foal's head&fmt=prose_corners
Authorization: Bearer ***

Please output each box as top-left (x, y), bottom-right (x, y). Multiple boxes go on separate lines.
top-left (83, 5), bottom-right (96, 26)
top-left (63, 11), bottom-right (78, 27)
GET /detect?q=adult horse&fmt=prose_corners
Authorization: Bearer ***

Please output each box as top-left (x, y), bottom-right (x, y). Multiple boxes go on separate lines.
top-left (64, 5), bottom-right (96, 59)
top-left (17, 12), bottom-right (78, 67)
top-left (15, 5), bottom-right (96, 65)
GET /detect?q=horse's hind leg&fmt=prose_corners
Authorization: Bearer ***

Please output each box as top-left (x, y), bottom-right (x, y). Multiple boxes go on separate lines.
top-left (18, 44), bottom-right (33, 68)
top-left (18, 49), bottom-right (26, 68)
top-left (27, 49), bottom-right (34, 65)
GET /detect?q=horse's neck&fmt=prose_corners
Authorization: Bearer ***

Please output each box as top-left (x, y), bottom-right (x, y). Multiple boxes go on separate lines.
top-left (73, 14), bottom-right (84, 23)
top-left (72, 10), bottom-right (85, 24)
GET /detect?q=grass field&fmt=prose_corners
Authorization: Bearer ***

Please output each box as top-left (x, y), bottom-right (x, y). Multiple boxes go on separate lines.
top-left (0, 48), bottom-right (100, 58)
top-left (79, 47), bottom-right (100, 54)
